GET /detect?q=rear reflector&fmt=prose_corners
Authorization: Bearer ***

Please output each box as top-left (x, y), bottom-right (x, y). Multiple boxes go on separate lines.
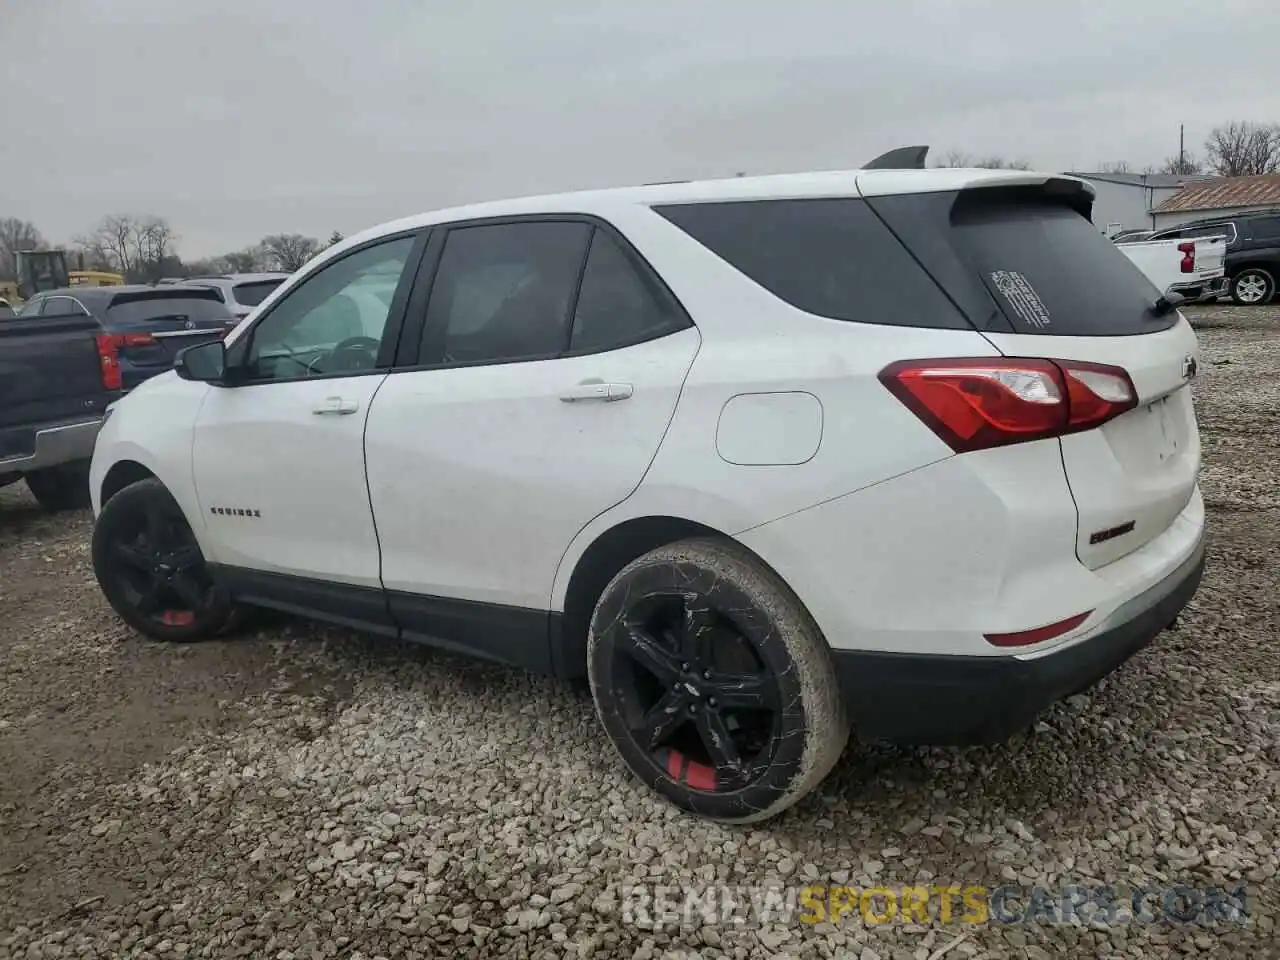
top-left (879, 357), bottom-right (1137, 453)
top-left (984, 611), bottom-right (1092, 648)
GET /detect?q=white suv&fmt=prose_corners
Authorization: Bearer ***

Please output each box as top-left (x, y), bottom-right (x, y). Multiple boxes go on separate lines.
top-left (89, 166), bottom-right (1205, 822)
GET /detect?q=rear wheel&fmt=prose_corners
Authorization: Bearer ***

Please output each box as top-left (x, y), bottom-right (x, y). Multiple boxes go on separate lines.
top-left (25, 461), bottom-right (92, 512)
top-left (92, 478), bottom-right (238, 642)
top-left (1230, 267), bottom-right (1275, 305)
top-left (587, 538), bottom-right (848, 822)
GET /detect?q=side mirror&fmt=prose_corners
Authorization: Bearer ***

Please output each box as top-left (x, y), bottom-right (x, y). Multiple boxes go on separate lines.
top-left (174, 339), bottom-right (227, 383)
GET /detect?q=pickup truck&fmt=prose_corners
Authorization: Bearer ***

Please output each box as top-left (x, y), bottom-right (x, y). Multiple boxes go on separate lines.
top-left (1116, 234), bottom-right (1228, 303)
top-left (0, 313), bottom-right (119, 510)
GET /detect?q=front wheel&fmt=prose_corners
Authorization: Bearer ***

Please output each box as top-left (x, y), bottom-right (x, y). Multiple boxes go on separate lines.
top-left (587, 538), bottom-right (848, 822)
top-left (91, 478), bottom-right (239, 642)
top-left (1230, 268), bottom-right (1275, 305)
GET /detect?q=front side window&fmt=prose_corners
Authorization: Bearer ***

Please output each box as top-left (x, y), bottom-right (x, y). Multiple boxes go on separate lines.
top-left (420, 222), bottom-right (590, 365)
top-left (18, 297), bottom-right (44, 317)
top-left (232, 279), bottom-right (284, 308)
top-left (243, 236), bottom-right (415, 382)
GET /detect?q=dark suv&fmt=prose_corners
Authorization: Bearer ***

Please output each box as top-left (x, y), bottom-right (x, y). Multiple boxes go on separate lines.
top-left (1148, 212), bottom-right (1280, 305)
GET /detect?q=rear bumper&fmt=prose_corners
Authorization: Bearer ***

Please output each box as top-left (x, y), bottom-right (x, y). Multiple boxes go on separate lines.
top-left (0, 417), bottom-right (104, 477)
top-left (835, 536), bottom-right (1206, 745)
top-left (1169, 276), bottom-right (1228, 302)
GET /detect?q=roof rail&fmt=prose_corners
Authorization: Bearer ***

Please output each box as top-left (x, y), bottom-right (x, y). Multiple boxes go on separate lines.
top-left (862, 145), bottom-right (930, 170)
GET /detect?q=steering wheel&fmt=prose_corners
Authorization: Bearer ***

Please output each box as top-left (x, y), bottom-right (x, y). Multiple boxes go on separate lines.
top-left (307, 336), bottom-right (382, 375)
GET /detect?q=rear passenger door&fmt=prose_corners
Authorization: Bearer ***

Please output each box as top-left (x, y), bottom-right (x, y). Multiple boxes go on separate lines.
top-left (364, 217), bottom-right (700, 665)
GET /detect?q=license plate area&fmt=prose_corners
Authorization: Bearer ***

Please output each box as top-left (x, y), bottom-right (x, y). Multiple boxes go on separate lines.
top-left (1144, 396), bottom-right (1179, 461)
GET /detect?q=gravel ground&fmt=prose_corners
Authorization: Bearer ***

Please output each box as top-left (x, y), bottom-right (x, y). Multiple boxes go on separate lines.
top-left (1, 303), bottom-right (1277, 960)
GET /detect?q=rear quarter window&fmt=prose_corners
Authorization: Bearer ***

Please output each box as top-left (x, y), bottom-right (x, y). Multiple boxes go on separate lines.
top-left (232, 280), bottom-right (284, 307)
top-left (653, 198), bottom-right (970, 329)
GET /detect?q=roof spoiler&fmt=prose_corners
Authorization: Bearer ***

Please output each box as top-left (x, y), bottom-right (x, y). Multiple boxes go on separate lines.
top-left (862, 145), bottom-right (930, 170)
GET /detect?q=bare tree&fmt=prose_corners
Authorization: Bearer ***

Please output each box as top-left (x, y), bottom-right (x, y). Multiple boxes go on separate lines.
top-left (0, 217), bottom-right (46, 280)
top-left (934, 150), bottom-right (1032, 170)
top-left (1203, 122), bottom-right (1280, 176)
top-left (260, 234), bottom-right (321, 272)
top-left (1161, 153), bottom-right (1204, 176)
top-left (221, 248), bottom-right (266, 273)
top-left (1097, 160), bottom-right (1133, 174)
top-left (328, 230), bottom-right (344, 247)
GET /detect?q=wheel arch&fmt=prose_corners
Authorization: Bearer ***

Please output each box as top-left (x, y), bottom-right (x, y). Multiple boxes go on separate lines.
top-left (551, 514), bottom-right (787, 680)
top-left (100, 459), bottom-right (158, 505)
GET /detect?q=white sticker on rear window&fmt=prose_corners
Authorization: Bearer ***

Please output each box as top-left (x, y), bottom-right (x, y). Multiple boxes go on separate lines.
top-left (990, 270), bottom-right (1051, 329)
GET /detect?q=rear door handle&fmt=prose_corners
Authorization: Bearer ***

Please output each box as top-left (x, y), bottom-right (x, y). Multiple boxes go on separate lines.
top-left (312, 396), bottom-right (359, 415)
top-left (559, 381), bottom-right (633, 403)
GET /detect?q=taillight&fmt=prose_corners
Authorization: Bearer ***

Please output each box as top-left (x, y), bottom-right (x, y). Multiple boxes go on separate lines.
top-left (879, 357), bottom-right (1137, 453)
top-left (113, 332), bottom-right (157, 348)
top-left (95, 334), bottom-right (123, 391)
top-left (1178, 241), bottom-right (1196, 274)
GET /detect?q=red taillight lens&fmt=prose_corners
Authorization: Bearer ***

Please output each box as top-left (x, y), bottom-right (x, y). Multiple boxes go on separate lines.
top-left (113, 332), bottom-right (157, 348)
top-left (1178, 241), bottom-right (1195, 274)
top-left (984, 611), bottom-right (1092, 648)
top-left (880, 358), bottom-right (1137, 453)
top-left (95, 333), bottom-right (123, 391)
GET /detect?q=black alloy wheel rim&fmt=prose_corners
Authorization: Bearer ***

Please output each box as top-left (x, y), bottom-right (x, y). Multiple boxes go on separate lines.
top-left (611, 592), bottom-right (782, 792)
top-left (110, 503), bottom-right (212, 627)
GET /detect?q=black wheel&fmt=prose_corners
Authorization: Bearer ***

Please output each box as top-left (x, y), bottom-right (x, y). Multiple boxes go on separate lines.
top-left (91, 478), bottom-right (238, 642)
top-left (588, 538), bottom-right (848, 822)
top-left (1230, 267), bottom-right (1275, 305)
top-left (24, 461), bottom-right (91, 512)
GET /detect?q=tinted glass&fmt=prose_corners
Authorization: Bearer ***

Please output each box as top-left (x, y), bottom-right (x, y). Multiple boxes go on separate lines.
top-left (232, 279), bottom-right (284, 307)
top-left (1249, 217), bottom-right (1280, 240)
top-left (422, 221), bottom-right (590, 365)
top-left (655, 198), bottom-right (969, 329)
top-left (41, 296), bottom-right (86, 316)
top-left (1186, 225), bottom-right (1232, 240)
top-left (569, 229), bottom-right (687, 354)
top-left (18, 298), bottom-right (44, 316)
top-left (246, 236), bottom-right (414, 381)
top-left (868, 187), bottom-right (1175, 336)
top-left (106, 294), bottom-right (231, 325)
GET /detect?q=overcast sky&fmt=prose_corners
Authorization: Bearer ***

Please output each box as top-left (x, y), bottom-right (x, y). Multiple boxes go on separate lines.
top-left (3, 0), bottom-right (1278, 257)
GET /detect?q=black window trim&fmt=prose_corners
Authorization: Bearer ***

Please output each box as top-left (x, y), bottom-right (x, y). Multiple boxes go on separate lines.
top-left (221, 228), bottom-right (431, 388)
top-left (389, 212), bottom-right (694, 374)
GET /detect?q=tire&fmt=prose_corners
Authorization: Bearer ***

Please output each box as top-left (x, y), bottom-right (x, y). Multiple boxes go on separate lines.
top-left (24, 461), bottom-right (92, 512)
top-left (1230, 267), bottom-right (1275, 305)
top-left (587, 537), bottom-right (848, 823)
top-left (91, 478), bottom-right (239, 642)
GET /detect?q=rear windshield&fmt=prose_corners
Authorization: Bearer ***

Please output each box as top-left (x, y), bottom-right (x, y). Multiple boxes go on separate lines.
top-left (866, 186), bottom-right (1174, 336)
top-left (106, 292), bottom-right (232, 325)
top-left (654, 198), bottom-right (969, 329)
top-left (232, 279), bottom-right (284, 307)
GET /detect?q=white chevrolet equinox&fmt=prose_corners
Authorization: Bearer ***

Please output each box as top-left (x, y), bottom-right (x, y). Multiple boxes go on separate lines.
top-left (89, 161), bottom-right (1206, 822)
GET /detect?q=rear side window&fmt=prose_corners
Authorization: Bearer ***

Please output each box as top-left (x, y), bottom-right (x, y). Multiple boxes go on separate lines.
top-left (655, 199), bottom-right (969, 329)
top-left (420, 221), bottom-right (591, 365)
top-left (1249, 217), bottom-right (1280, 241)
top-left (106, 292), bottom-right (232, 326)
top-left (232, 280), bottom-right (284, 307)
top-left (867, 186), bottom-right (1176, 336)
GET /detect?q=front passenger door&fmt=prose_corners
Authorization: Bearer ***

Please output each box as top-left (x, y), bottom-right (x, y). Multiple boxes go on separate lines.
top-left (191, 233), bottom-right (422, 628)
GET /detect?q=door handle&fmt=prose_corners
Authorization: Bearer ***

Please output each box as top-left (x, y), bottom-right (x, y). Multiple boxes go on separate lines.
top-left (312, 396), bottom-right (359, 415)
top-left (559, 381), bottom-right (633, 403)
